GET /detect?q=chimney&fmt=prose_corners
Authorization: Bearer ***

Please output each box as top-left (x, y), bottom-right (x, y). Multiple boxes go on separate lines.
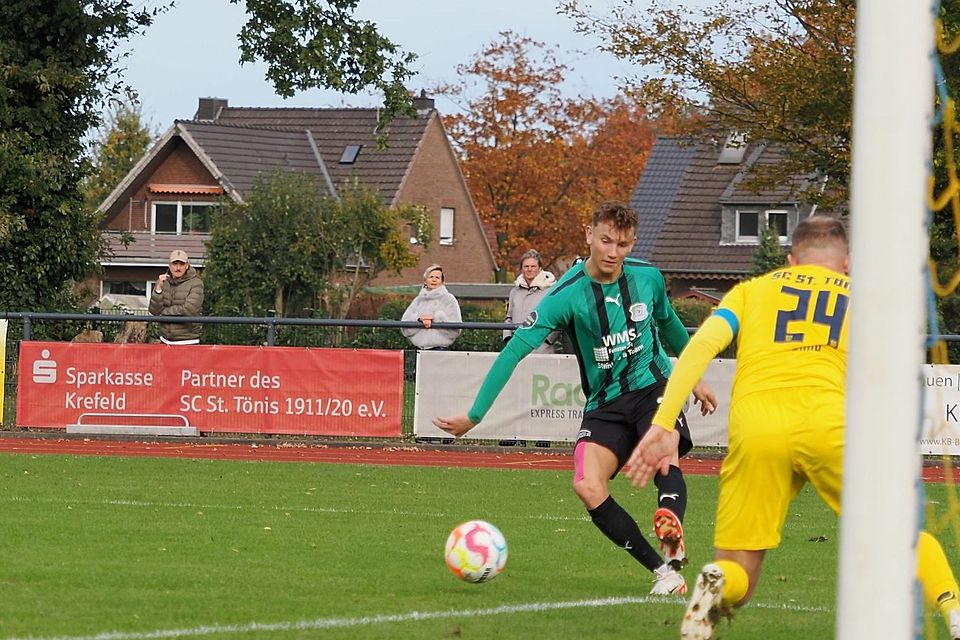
top-left (195, 97), bottom-right (228, 121)
top-left (412, 89), bottom-right (434, 114)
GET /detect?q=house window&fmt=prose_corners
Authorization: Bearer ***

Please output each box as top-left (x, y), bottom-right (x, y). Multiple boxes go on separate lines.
top-left (182, 204), bottom-right (213, 233)
top-left (102, 280), bottom-right (148, 298)
top-left (736, 209), bottom-right (789, 243)
top-left (152, 201), bottom-right (217, 234)
top-left (439, 207), bottom-right (455, 245)
top-left (767, 210), bottom-right (788, 240)
top-left (737, 210), bottom-right (759, 240)
top-left (154, 203), bottom-right (178, 233)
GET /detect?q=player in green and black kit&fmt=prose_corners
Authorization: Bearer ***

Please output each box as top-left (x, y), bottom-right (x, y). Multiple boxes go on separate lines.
top-left (434, 201), bottom-right (717, 595)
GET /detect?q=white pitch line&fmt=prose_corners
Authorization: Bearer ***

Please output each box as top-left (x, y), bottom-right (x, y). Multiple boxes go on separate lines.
top-left (3, 596), bottom-right (833, 640)
top-left (5, 495), bottom-right (590, 523)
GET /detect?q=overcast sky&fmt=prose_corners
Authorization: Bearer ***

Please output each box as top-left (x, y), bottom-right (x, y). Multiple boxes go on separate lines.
top-left (115, 0), bottom-right (638, 132)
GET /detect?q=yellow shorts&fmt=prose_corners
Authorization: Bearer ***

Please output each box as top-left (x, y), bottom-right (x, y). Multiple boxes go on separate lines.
top-left (714, 387), bottom-right (844, 551)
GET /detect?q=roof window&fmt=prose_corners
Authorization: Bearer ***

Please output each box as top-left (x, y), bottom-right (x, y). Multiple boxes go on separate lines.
top-left (339, 144), bottom-right (362, 165)
top-left (717, 132), bottom-right (747, 164)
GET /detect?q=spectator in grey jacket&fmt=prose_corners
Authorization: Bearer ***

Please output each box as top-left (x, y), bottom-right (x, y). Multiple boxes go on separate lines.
top-left (149, 249), bottom-right (204, 345)
top-left (504, 249), bottom-right (559, 354)
top-left (401, 264), bottom-right (462, 350)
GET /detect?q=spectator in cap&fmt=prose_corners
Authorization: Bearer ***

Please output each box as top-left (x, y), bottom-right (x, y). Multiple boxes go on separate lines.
top-left (149, 249), bottom-right (204, 345)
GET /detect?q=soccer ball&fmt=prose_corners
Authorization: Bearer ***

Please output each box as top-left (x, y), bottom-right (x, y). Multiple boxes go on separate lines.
top-left (444, 520), bottom-right (508, 583)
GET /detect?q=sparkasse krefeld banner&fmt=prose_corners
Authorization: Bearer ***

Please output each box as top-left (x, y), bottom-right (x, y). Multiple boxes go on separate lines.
top-left (17, 342), bottom-right (402, 436)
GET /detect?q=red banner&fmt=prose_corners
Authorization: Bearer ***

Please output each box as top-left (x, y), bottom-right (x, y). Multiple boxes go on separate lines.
top-left (16, 342), bottom-right (403, 436)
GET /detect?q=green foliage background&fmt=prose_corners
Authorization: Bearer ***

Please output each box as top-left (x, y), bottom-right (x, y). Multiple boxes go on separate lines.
top-left (751, 224), bottom-right (789, 276)
top-left (0, 2), bottom-right (154, 312)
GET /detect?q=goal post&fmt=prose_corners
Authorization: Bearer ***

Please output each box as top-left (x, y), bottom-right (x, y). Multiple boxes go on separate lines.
top-left (838, 2), bottom-right (934, 638)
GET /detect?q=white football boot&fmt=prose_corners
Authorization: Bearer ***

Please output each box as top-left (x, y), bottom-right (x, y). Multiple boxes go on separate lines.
top-left (650, 563), bottom-right (687, 595)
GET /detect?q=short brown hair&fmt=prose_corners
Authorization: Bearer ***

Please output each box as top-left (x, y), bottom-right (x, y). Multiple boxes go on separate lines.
top-left (591, 201), bottom-right (638, 232)
top-left (791, 216), bottom-right (847, 251)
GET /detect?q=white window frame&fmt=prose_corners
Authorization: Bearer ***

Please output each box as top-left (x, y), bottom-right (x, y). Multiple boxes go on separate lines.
top-left (151, 201), bottom-right (217, 234)
top-left (735, 209), bottom-right (789, 244)
top-left (439, 207), bottom-right (455, 246)
top-left (766, 209), bottom-right (789, 241)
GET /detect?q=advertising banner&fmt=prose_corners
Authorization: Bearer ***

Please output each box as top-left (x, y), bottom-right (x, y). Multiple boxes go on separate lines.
top-left (922, 364), bottom-right (960, 456)
top-left (416, 356), bottom-right (960, 455)
top-left (17, 342), bottom-right (402, 436)
top-left (413, 350), bottom-right (733, 446)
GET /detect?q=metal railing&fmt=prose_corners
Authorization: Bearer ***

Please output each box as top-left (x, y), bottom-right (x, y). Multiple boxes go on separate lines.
top-left (0, 311), bottom-right (518, 345)
top-left (4, 310), bottom-right (960, 432)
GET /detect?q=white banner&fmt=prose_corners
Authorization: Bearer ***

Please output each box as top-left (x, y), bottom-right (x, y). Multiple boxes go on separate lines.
top-left (414, 355), bottom-right (960, 455)
top-left (413, 351), bottom-right (733, 446)
top-left (921, 364), bottom-right (960, 456)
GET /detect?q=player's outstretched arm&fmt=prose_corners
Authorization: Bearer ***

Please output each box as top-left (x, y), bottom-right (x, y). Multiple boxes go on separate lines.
top-left (624, 424), bottom-right (678, 488)
top-left (433, 413), bottom-right (476, 438)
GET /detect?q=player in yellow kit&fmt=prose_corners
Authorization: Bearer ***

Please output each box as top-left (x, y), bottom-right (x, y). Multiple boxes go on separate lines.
top-left (624, 216), bottom-right (960, 639)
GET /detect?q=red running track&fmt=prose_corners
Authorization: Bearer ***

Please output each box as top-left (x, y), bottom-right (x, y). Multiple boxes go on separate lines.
top-left (0, 436), bottom-right (953, 482)
top-left (0, 436), bottom-right (722, 475)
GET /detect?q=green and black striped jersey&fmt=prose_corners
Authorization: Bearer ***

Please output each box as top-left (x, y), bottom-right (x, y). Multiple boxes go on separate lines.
top-left (466, 258), bottom-right (691, 423)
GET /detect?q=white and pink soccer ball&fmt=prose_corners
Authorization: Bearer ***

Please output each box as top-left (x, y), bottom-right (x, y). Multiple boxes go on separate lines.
top-left (444, 520), bottom-right (508, 583)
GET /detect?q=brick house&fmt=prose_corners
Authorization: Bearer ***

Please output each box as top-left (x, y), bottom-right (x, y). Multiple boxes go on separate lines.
top-left (630, 134), bottom-right (826, 298)
top-left (95, 96), bottom-right (497, 309)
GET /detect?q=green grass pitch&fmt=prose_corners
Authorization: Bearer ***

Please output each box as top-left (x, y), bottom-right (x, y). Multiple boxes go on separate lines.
top-left (0, 452), bottom-right (954, 639)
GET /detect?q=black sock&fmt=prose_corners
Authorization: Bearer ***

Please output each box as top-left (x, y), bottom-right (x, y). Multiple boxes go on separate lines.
top-left (654, 465), bottom-right (687, 521)
top-left (588, 495), bottom-right (663, 571)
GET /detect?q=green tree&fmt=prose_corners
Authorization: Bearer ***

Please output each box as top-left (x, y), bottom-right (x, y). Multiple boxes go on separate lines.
top-left (234, 0), bottom-right (418, 134)
top-left (84, 101), bottom-right (154, 211)
top-left (203, 171), bottom-right (432, 320)
top-left (751, 224), bottom-right (788, 276)
top-left (316, 180), bottom-right (432, 319)
top-left (0, 2), bottom-right (157, 312)
top-left (204, 170), bottom-right (330, 318)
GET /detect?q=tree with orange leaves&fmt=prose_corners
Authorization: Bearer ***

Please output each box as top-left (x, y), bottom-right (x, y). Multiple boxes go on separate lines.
top-left (436, 31), bottom-right (665, 278)
top-left (560, 0), bottom-right (855, 209)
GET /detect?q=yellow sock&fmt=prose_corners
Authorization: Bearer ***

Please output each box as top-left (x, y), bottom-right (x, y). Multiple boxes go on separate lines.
top-left (917, 530), bottom-right (960, 618)
top-left (714, 559), bottom-right (749, 607)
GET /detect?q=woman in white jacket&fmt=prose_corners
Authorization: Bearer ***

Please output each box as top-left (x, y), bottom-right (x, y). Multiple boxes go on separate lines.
top-left (401, 264), bottom-right (462, 350)
top-left (503, 249), bottom-right (560, 354)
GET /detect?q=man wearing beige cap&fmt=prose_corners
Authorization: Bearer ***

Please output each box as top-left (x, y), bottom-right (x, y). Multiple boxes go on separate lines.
top-left (149, 249), bottom-right (204, 345)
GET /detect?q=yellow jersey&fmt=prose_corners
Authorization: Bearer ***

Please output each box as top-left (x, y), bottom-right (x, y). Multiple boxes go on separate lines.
top-left (653, 263), bottom-right (849, 428)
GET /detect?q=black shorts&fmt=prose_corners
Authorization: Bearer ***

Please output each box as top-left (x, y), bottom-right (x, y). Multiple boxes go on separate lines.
top-left (576, 384), bottom-right (693, 477)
